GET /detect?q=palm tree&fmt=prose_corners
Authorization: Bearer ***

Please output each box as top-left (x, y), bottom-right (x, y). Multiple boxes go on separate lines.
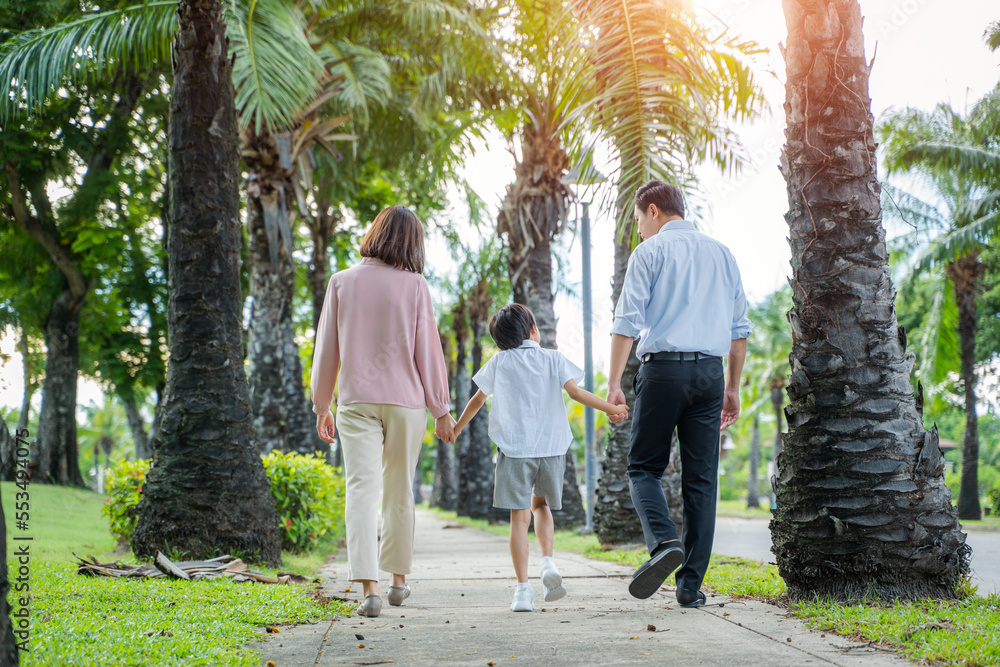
top-left (431, 324), bottom-right (459, 510)
top-left (128, 0), bottom-right (283, 564)
top-left (570, 0), bottom-right (765, 545)
top-left (878, 94), bottom-right (1000, 520)
top-left (772, 0), bottom-right (968, 601)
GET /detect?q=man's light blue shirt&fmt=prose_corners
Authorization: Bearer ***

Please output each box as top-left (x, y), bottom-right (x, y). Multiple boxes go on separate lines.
top-left (611, 220), bottom-right (752, 358)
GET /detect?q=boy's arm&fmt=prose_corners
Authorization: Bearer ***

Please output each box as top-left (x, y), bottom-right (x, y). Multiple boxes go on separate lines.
top-left (455, 389), bottom-right (488, 435)
top-left (564, 381), bottom-right (629, 417)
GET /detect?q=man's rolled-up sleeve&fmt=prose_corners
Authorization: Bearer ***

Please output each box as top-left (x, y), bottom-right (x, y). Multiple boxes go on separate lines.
top-left (610, 248), bottom-right (652, 339)
top-left (731, 267), bottom-right (752, 340)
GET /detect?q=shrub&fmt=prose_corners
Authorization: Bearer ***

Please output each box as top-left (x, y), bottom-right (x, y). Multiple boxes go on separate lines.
top-left (262, 450), bottom-right (345, 552)
top-left (989, 482), bottom-right (1000, 517)
top-left (102, 458), bottom-right (151, 545)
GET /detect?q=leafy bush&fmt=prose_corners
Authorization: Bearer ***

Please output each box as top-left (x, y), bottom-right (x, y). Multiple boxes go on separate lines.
top-left (989, 481), bottom-right (1000, 517)
top-left (102, 452), bottom-right (345, 553)
top-left (102, 458), bottom-right (150, 545)
top-left (262, 450), bottom-right (345, 552)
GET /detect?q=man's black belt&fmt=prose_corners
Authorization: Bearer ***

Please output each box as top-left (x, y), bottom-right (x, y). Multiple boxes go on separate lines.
top-left (640, 351), bottom-right (720, 363)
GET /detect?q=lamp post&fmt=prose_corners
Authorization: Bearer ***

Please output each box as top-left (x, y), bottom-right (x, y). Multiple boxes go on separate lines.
top-left (562, 161), bottom-right (605, 532)
top-left (580, 201), bottom-right (597, 531)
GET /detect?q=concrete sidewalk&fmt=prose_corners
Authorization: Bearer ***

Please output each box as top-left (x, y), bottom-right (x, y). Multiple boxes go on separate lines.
top-left (255, 510), bottom-right (910, 666)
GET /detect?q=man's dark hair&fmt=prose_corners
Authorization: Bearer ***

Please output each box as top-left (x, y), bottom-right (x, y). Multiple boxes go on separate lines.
top-left (488, 303), bottom-right (536, 351)
top-left (635, 180), bottom-right (685, 219)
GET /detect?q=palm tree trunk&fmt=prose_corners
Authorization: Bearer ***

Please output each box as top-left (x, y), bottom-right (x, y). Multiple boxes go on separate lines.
top-left (463, 327), bottom-right (496, 519)
top-left (453, 305), bottom-right (474, 516)
top-left (949, 253), bottom-right (985, 520)
top-left (131, 0), bottom-right (281, 566)
top-left (122, 395), bottom-right (152, 460)
top-left (308, 209), bottom-right (335, 331)
top-left (34, 289), bottom-right (85, 487)
top-left (594, 207), bottom-right (684, 544)
top-left (433, 329), bottom-right (458, 510)
top-left (773, 0), bottom-right (968, 600)
top-left (747, 415), bottom-right (761, 509)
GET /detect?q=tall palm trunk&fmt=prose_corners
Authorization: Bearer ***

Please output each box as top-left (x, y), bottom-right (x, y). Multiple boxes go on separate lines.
top-left (308, 207), bottom-right (339, 331)
top-left (131, 0), bottom-right (281, 566)
top-left (463, 326), bottom-right (495, 518)
top-left (452, 302), bottom-right (475, 516)
top-left (594, 201), bottom-right (683, 544)
top-left (498, 126), bottom-right (585, 526)
top-left (948, 252), bottom-right (985, 520)
top-left (244, 132), bottom-right (325, 458)
top-left (747, 415), bottom-right (761, 508)
top-left (773, 0), bottom-right (967, 600)
top-left (432, 329), bottom-right (458, 510)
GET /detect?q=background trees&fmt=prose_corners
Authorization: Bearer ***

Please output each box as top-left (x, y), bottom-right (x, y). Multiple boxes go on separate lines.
top-left (879, 93), bottom-right (1000, 520)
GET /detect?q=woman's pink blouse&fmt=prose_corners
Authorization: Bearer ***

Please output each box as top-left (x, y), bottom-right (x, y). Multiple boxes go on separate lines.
top-left (310, 257), bottom-right (451, 419)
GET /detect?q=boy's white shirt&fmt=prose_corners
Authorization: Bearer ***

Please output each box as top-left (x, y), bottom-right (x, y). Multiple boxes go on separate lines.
top-left (472, 339), bottom-right (585, 459)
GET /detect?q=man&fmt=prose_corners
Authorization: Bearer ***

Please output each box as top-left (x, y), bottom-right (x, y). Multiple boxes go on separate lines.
top-left (606, 180), bottom-right (750, 606)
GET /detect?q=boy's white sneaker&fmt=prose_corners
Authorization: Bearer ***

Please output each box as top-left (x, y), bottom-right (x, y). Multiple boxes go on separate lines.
top-left (540, 558), bottom-right (567, 602)
top-left (511, 584), bottom-right (534, 612)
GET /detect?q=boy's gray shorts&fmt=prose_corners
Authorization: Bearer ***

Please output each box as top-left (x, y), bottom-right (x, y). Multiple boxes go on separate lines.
top-left (493, 449), bottom-right (564, 511)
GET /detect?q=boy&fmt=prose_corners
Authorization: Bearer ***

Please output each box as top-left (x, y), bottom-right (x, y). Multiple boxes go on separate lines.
top-left (454, 303), bottom-right (629, 612)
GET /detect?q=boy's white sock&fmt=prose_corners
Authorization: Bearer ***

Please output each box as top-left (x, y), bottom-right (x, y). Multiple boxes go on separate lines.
top-left (540, 556), bottom-right (555, 568)
top-left (517, 581), bottom-right (532, 589)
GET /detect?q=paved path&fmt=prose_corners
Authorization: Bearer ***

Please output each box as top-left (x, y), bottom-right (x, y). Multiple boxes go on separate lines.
top-left (256, 510), bottom-right (908, 666)
top-left (714, 516), bottom-right (1000, 595)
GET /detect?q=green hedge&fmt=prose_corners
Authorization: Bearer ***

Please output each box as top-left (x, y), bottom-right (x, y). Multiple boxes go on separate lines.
top-left (102, 451), bottom-right (345, 554)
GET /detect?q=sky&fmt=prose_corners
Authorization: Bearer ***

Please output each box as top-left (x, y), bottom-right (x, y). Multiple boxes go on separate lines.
top-left (1, 0), bottom-right (999, 416)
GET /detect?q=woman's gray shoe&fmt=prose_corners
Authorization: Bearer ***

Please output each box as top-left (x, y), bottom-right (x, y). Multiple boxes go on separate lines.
top-left (387, 584), bottom-right (411, 606)
top-left (356, 594), bottom-right (382, 617)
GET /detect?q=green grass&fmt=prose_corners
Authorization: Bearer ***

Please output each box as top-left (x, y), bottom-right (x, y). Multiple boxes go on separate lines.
top-left (2, 481), bottom-right (348, 666)
top-left (20, 560), bottom-right (345, 667)
top-left (792, 595), bottom-right (1000, 667)
top-left (2, 482), bottom-right (117, 562)
top-left (716, 499), bottom-right (773, 519)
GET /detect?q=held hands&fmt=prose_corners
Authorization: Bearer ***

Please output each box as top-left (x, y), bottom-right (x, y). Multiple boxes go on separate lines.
top-left (435, 413), bottom-right (457, 444)
top-left (606, 385), bottom-right (628, 424)
top-left (606, 404), bottom-right (629, 420)
top-left (316, 411), bottom-right (336, 443)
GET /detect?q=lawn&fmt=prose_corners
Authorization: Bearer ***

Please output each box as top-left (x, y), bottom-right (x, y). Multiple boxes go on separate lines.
top-left (430, 505), bottom-right (1000, 666)
top-left (2, 481), bottom-right (348, 666)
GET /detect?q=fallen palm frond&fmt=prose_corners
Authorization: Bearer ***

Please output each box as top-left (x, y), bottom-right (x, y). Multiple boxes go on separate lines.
top-left (74, 552), bottom-right (312, 585)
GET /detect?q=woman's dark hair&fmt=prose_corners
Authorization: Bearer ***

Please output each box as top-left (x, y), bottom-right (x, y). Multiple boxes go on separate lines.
top-left (360, 205), bottom-right (426, 273)
top-left (488, 303), bottom-right (536, 351)
top-left (635, 180), bottom-right (685, 219)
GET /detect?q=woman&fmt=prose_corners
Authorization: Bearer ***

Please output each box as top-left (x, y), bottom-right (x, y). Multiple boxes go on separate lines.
top-left (311, 205), bottom-right (456, 618)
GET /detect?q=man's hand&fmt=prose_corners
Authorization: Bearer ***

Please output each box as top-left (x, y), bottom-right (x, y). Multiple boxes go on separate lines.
top-left (316, 411), bottom-right (336, 443)
top-left (720, 388), bottom-right (740, 431)
top-left (607, 385), bottom-right (627, 424)
top-left (435, 413), bottom-right (457, 444)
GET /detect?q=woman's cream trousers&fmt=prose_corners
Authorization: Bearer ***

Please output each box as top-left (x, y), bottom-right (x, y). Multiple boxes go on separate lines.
top-left (336, 402), bottom-right (426, 581)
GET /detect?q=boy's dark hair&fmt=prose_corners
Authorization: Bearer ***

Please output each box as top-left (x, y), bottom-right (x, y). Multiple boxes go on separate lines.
top-left (488, 303), bottom-right (536, 351)
top-left (635, 180), bottom-right (685, 219)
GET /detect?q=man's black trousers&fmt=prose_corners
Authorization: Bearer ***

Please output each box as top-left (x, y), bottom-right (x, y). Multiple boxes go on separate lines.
top-left (627, 355), bottom-right (724, 593)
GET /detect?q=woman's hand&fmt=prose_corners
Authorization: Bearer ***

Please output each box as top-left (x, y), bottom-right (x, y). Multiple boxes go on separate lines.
top-left (435, 413), bottom-right (457, 444)
top-left (316, 411), bottom-right (336, 443)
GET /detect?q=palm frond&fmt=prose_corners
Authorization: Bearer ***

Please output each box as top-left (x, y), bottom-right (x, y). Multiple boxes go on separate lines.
top-left (317, 39), bottom-right (392, 124)
top-left (568, 0), bottom-right (767, 240)
top-left (914, 274), bottom-right (960, 387)
top-left (227, 0), bottom-right (328, 132)
top-left (0, 2), bottom-right (177, 122)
